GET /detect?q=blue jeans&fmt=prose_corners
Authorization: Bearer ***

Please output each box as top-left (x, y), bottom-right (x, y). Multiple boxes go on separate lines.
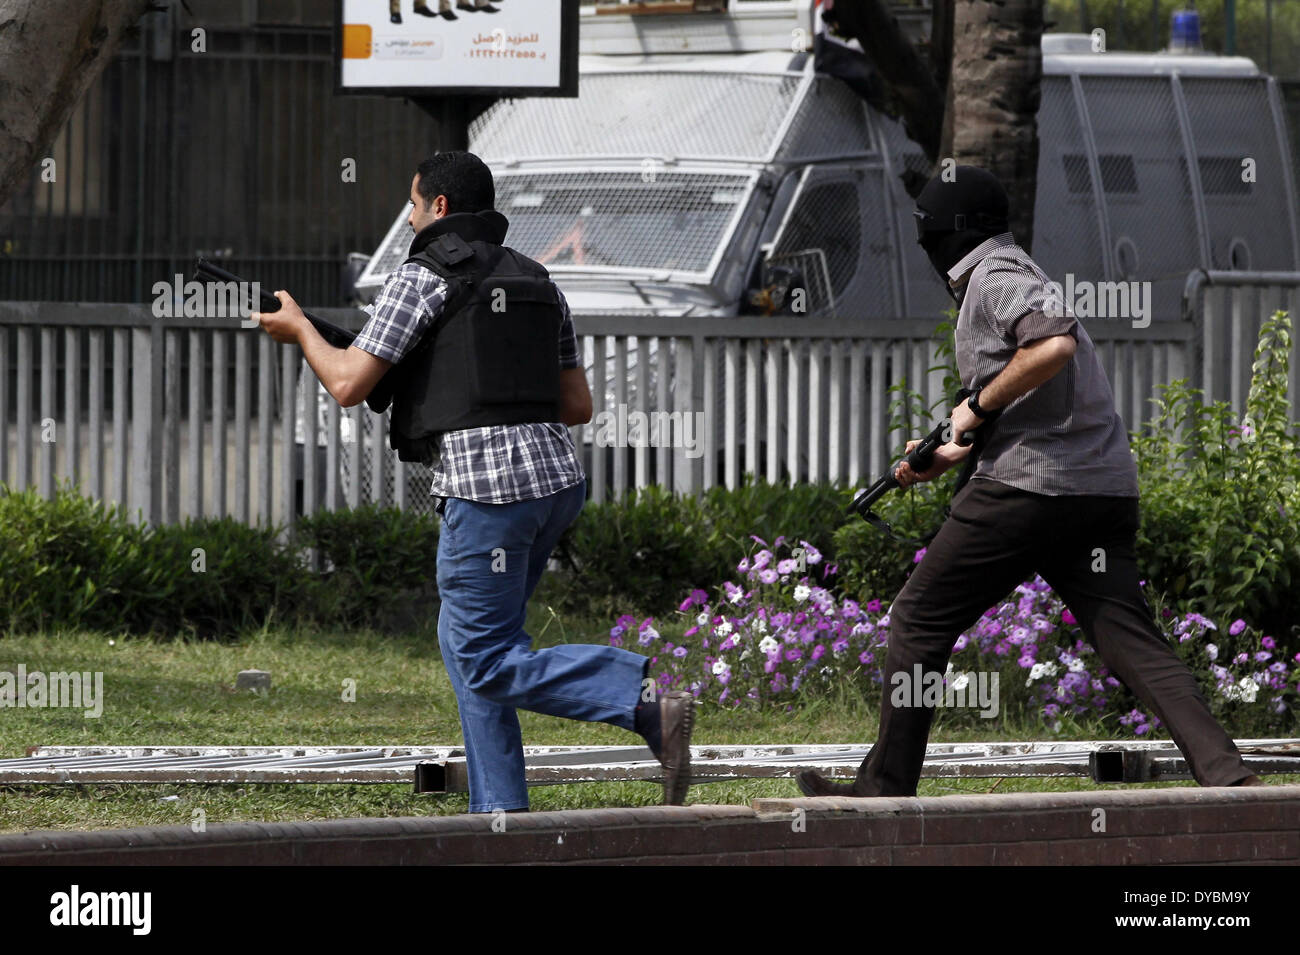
top-left (435, 479), bottom-right (648, 812)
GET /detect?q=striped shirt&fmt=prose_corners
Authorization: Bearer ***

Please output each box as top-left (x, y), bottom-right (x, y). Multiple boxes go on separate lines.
top-left (948, 234), bottom-right (1139, 498)
top-left (352, 260), bottom-right (585, 504)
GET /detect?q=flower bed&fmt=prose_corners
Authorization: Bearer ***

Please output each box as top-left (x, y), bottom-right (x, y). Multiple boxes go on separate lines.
top-left (609, 538), bottom-right (1300, 736)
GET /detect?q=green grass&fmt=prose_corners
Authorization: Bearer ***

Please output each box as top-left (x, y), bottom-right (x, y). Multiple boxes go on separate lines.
top-left (1, 600), bottom-right (1293, 833)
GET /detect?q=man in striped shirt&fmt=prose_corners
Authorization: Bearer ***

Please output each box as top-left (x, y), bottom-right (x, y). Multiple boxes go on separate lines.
top-left (254, 152), bottom-right (695, 811)
top-left (799, 165), bottom-right (1260, 797)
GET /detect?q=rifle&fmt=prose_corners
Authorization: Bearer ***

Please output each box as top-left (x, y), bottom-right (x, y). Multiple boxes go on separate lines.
top-left (849, 387), bottom-right (1000, 546)
top-left (193, 258), bottom-right (409, 413)
top-left (193, 258), bottom-right (358, 350)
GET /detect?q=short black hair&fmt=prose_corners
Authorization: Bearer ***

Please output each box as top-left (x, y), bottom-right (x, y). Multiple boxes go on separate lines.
top-left (415, 151), bottom-right (495, 214)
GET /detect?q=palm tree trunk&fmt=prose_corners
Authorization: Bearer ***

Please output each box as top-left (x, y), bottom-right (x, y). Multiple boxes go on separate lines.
top-left (944, 0), bottom-right (1044, 251)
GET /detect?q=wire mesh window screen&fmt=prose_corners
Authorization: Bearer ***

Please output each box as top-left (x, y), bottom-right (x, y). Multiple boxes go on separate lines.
top-left (469, 72), bottom-right (803, 161)
top-left (1080, 75), bottom-right (1203, 317)
top-left (772, 179), bottom-right (860, 301)
top-left (1181, 77), bottom-right (1297, 272)
top-left (1033, 76), bottom-right (1107, 289)
top-left (775, 76), bottom-right (875, 163)
top-left (493, 171), bottom-right (754, 276)
top-left (856, 166), bottom-right (899, 317)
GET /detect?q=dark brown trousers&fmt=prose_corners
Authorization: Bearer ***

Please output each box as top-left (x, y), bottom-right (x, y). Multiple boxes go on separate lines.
top-left (854, 477), bottom-right (1252, 794)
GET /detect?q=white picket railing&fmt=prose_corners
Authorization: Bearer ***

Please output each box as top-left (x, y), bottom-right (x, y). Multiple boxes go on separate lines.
top-left (0, 270), bottom-right (1295, 525)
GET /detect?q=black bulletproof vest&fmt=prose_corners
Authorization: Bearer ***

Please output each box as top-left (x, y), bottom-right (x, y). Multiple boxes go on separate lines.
top-left (372, 213), bottom-right (562, 464)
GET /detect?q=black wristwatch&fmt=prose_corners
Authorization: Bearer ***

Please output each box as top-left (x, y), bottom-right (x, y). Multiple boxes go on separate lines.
top-left (967, 387), bottom-right (990, 420)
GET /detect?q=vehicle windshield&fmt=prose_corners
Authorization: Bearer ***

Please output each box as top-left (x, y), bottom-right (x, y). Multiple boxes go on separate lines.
top-left (496, 171), bottom-right (753, 275)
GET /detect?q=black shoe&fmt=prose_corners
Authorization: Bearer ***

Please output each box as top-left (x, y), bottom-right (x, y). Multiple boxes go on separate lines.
top-left (440, 10), bottom-right (457, 19)
top-left (413, 4), bottom-right (439, 15)
top-left (796, 769), bottom-right (867, 798)
top-left (391, 12), bottom-right (402, 23)
top-left (658, 691), bottom-right (695, 805)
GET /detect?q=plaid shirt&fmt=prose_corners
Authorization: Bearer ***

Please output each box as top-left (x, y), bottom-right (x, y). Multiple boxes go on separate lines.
top-left (352, 260), bottom-right (585, 504)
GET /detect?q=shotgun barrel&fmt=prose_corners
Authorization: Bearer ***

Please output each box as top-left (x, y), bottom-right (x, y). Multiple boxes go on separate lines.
top-left (193, 258), bottom-right (358, 350)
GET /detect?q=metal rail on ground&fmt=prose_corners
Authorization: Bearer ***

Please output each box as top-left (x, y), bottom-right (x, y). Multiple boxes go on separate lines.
top-left (0, 740), bottom-right (1296, 790)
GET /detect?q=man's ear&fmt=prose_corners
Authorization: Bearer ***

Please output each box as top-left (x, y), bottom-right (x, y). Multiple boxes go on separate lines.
top-left (434, 195), bottom-right (449, 218)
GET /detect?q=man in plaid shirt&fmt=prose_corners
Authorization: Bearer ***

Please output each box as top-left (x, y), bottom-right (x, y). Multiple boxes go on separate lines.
top-left (254, 152), bottom-right (695, 811)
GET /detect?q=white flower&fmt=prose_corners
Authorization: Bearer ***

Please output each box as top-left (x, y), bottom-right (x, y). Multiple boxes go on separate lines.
top-left (950, 672), bottom-right (971, 693)
top-left (1068, 659), bottom-right (1086, 673)
top-left (712, 659), bottom-right (730, 677)
top-left (759, 636), bottom-right (780, 655)
top-left (728, 589), bottom-right (744, 604)
top-left (642, 625), bottom-right (659, 641)
top-left (793, 585), bottom-right (811, 602)
top-left (753, 619), bottom-right (768, 634)
top-left (696, 613), bottom-right (710, 626)
top-left (1027, 661), bottom-right (1059, 685)
top-left (715, 621), bottom-right (733, 637)
top-left (1238, 678), bottom-right (1259, 703)
top-left (1205, 643), bottom-right (1218, 661)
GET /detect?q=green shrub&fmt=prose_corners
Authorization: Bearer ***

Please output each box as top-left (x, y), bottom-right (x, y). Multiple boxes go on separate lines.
top-left (133, 517), bottom-right (310, 638)
top-left (552, 484), bottom-right (727, 619)
top-left (1132, 309), bottom-right (1300, 642)
top-left (700, 477), bottom-right (851, 569)
top-left (0, 484), bottom-right (157, 635)
top-left (295, 503), bottom-right (440, 632)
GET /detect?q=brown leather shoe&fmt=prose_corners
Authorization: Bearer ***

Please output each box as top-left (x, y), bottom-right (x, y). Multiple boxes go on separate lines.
top-left (1236, 774), bottom-right (1266, 786)
top-left (796, 769), bottom-right (867, 798)
top-left (658, 690), bottom-right (695, 805)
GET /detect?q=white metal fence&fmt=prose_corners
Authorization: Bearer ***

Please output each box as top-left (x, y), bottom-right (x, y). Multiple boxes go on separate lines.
top-left (1, 270), bottom-right (1297, 526)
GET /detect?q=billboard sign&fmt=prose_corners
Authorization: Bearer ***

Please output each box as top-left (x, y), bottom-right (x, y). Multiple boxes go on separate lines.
top-left (337, 0), bottom-right (579, 97)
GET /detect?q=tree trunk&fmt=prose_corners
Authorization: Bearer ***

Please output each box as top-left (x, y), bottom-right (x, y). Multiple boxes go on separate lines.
top-left (944, 0), bottom-right (1044, 252)
top-left (0, 0), bottom-right (152, 210)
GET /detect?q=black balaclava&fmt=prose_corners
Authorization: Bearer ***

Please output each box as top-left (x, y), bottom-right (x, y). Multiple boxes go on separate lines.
top-left (914, 166), bottom-right (1011, 302)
